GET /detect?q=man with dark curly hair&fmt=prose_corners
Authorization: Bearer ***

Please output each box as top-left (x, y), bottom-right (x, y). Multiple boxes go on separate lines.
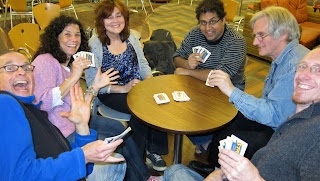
top-left (173, 0), bottom-right (247, 157)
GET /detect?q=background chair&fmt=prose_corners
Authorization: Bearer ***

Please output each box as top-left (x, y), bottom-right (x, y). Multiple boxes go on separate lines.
top-left (8, 23), bottom-right (40, 59)
top-left (4, 0), bottom-right (35, 29)
top-left (222, 0), bottom-right (243, 31)
top-left (0, 26), bottom-right (11, 53)
top-left (58, 0), bottom-right (78, 19)
top-left (32, 3), bottom-right (60, 30)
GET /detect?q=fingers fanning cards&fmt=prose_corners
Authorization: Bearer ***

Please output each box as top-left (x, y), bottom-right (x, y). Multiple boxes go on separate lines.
top-left (218, 134), bottom-right (248, 156)
top-left (192, 46), bottom-right (211, 63)
top-left (104, 127), bottom-right (131, 144)
top-left (73, 51), bottom-right (95, 67)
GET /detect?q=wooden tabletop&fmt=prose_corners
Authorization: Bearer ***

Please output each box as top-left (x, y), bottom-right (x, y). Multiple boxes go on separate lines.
top-left (127, 75), bottom-right (238, 135)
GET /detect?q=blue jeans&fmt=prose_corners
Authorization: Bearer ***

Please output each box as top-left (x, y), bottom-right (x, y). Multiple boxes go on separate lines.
top-left (68, 115), bottom-right (150, 181)
top-left (163, 164), bottom-right (204, 181)
top-left (87, 153), bottom-right (126, 181)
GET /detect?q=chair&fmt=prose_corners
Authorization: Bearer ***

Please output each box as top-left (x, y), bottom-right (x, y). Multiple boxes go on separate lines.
top-left (222, 0), bottom-right (243, 31)
top-left (4, 0), bottom-right (35, 29)
top-left (126, 0), bottom-right (154, 16)
top-left (0, 26), bottom-right (11, 53)
top-left (32, 3), bottom-right (60, 30)
top-left (58, 0), bottom-right (78, 19)
top-left (8, 23), bottom-right (40, 59)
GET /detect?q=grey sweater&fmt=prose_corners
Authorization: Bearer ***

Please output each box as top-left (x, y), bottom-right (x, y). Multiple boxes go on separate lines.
top-left (251, 102), bottom-right (320, 180)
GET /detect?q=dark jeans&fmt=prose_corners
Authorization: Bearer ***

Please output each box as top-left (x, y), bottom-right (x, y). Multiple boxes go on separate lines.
top-left (68, 115), bottom-right (150, 181)
top-left (98, 93), bottom-right (169, 156)
top-left (208, 112), bottom-right (274, 167)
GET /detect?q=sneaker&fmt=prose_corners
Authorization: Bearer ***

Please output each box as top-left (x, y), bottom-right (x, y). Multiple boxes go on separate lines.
top-left (147, 176), bottom-right (163, 181)
top-left (146, 150), bottom-right (167, 171)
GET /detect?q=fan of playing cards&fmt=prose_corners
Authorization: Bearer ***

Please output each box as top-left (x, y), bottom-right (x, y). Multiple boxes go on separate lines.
top-left (192, 46), bottom-right (211, 63)
top-left (73, 51), bottom-right (95, 67)
top-left (172, 91), bottom-right (190, 102)
top-left (218, 134), bottom-right (248, 156)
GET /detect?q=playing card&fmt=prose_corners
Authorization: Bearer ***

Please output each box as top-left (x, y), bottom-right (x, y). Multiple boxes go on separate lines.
top-left (153, 93), bottom-right (170, 104)
top-left (172, 91), bottom-right (190, 102)
top-left (72, 52), bottom-right (80, 60)
top-left (104, 127), bottom-right (131, 144)
top-left (205, 70), bottom-right (215, 87)
top-left (192, 46), bottom-right (202, 53)
top-left (199, 47), bottom-right (211, 63)
top-left (224, 135), bottom-right (248, 156)
top-left (83, 52), bottom-right (95, 67)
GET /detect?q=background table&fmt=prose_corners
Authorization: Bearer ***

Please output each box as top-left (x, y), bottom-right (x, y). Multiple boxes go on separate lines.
top-left (127, 75), bottom-right (238, 163)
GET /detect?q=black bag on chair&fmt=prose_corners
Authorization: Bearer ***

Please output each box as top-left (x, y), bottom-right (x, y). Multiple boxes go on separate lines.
top-left (143, 29), bottom-right (177, 75)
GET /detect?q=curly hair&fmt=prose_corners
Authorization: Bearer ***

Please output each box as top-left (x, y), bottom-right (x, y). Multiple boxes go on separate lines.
top-left (195, 0), bottom-right (226, 21)
top-left (95, 0), bottom-right (130, 45)
top-left (34, 15), bottom-right (89, 64)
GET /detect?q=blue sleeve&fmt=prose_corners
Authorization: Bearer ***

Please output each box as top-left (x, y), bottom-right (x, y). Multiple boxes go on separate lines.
top-left (0, 95), bottom-right (87, 180)
top-left (70, 129), bottom-right (97, 175)
top-left (229, 71), bottom-right (296, 129)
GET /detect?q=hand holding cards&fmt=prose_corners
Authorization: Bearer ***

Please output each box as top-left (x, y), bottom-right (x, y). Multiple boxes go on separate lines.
top-left (218, 134), bottom-right (248, 156)
top-left (192, 46), bottom-right (211, 63)
top-left (73, 51), bottom-right (95, 67)
top-left (206, 70), bottom-right (215, 87)
top-left (104, 127), bottom-right (131, 144)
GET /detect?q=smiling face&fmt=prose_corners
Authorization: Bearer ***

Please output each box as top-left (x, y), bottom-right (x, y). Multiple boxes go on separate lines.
top-left (0, 52), bottom-right (34, 97)
top-left (103, 7), bottom-right (125, 37)
top-left (293, 49), bottom-right (320, 111)
top-left (252, 17), bottom-right (286, 60)
top-left (199, 12), bottom-right (225, 41)
top-left (58, 24), bottom-right (81, 59)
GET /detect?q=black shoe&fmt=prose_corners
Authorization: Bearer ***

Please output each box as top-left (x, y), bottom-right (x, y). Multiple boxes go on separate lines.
top-left (188, 160), bottom-right (214, 178)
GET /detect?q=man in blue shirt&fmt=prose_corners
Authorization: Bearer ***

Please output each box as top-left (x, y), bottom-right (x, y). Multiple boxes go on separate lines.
top-left (0, 51), bottom-right (125, 180)
top-left (189, 6), bottom-right (310, 176)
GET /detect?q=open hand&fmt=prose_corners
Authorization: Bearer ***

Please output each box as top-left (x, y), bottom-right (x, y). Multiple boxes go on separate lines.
top-left (92, 67), bottom-right (120, 92)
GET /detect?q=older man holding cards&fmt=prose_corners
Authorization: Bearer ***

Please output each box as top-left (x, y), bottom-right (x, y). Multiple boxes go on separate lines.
top-left (173, 0), bottom-right (247, 156)
top-left (187, 6), bottom-right (311, 176)
top-left (163, 46), bottom-right (320, 181)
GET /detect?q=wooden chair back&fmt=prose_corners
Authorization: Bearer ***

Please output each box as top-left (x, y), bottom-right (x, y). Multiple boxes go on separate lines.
top-left (8, 0), bottom-right (27, 12)
top-left (222, 0), bottom-right (239, 22)
top-left (0, 26), bottom-right (11, 52)
top-left (33, 3), bottom-right (60, 30)
top-left (8, 23), bottom-right (40, 58)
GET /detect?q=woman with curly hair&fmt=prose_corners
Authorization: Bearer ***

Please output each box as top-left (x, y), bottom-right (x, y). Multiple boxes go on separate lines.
top-left (32, 15), bottom-right (151, 181)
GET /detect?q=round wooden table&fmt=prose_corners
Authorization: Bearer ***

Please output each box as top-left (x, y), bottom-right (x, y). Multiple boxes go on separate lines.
top-left (127, 75), bottom-right (238, 163)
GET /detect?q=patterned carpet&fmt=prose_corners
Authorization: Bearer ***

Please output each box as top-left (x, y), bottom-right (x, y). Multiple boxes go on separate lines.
top-left (148, 3), bottom-right (198, 47)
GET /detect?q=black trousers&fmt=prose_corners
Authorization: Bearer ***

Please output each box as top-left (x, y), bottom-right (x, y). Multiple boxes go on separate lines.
top-left (208, 112), bottom-right (274, 167)
top-left (98, 93), bottom-right (168, 156)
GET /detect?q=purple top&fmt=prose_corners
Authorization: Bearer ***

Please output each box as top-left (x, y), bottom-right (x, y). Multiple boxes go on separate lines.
top-left (32, 53), bottom-right (76, 137)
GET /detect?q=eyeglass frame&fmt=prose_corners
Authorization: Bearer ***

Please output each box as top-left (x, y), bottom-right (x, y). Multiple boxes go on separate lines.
top-left (295, 62), bottom-right (320, 74)
top-left (0, 64), bottom-right (35, 72)
top-left (252, 33), bottom-right (270, 42)
top-left (199, 17), bottom-right (222, 26)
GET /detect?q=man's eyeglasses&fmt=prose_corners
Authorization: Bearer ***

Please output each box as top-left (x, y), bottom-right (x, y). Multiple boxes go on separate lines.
top-left (295, 62), bottom-right (320, 74)
top-left (0, 64), bottom-right (35, 72)
top-left (199, 18), bottom-right (221, 26)
top-left (252, 33), bottom-right (270, 42)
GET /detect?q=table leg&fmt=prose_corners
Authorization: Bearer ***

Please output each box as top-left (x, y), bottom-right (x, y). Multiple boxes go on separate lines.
top-left (173, 134), bottom-right (183, 164)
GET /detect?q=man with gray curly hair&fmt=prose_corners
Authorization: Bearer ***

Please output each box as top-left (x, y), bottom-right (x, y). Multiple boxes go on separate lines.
top-left (188, 6), bottom-right (310, 177)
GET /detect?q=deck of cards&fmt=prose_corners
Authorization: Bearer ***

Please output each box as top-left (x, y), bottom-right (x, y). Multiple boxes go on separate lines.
top-left (172, 91), bottom-right (190, 102)
top-left (192, 46), bottom-right (211, 63)
top-left (205, 70), bottom-right (215, 87)
top-left (153, 93), bottom-right (170, 104)
top-left (104, 127), bottom-right (131, 144)
top-left (72, 51), bottom-right (95, 67)
top-left (218, 134), bottom-right (248, 156)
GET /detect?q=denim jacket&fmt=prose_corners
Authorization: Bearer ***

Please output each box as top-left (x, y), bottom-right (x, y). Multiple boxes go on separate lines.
top-left (85, 30), bottom-right (152, 94)
top-left (229, 39), bottom-right (310, 129)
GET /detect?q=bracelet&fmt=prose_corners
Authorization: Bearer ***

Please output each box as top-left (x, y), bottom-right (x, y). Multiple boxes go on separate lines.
top-left (106, 85), bottom-right (111, 94)
top-left (86, 86), bottom-right (98, 96)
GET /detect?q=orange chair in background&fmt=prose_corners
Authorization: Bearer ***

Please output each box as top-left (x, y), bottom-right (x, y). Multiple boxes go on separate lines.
top-left (4, 0), bottom-right (35, 29)
top-left (32, 3), bottom-right (60, 30)
top-left (58, 0), bottom-right (78, 19)
top-left (8, 23), bottom-right (40, 59)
